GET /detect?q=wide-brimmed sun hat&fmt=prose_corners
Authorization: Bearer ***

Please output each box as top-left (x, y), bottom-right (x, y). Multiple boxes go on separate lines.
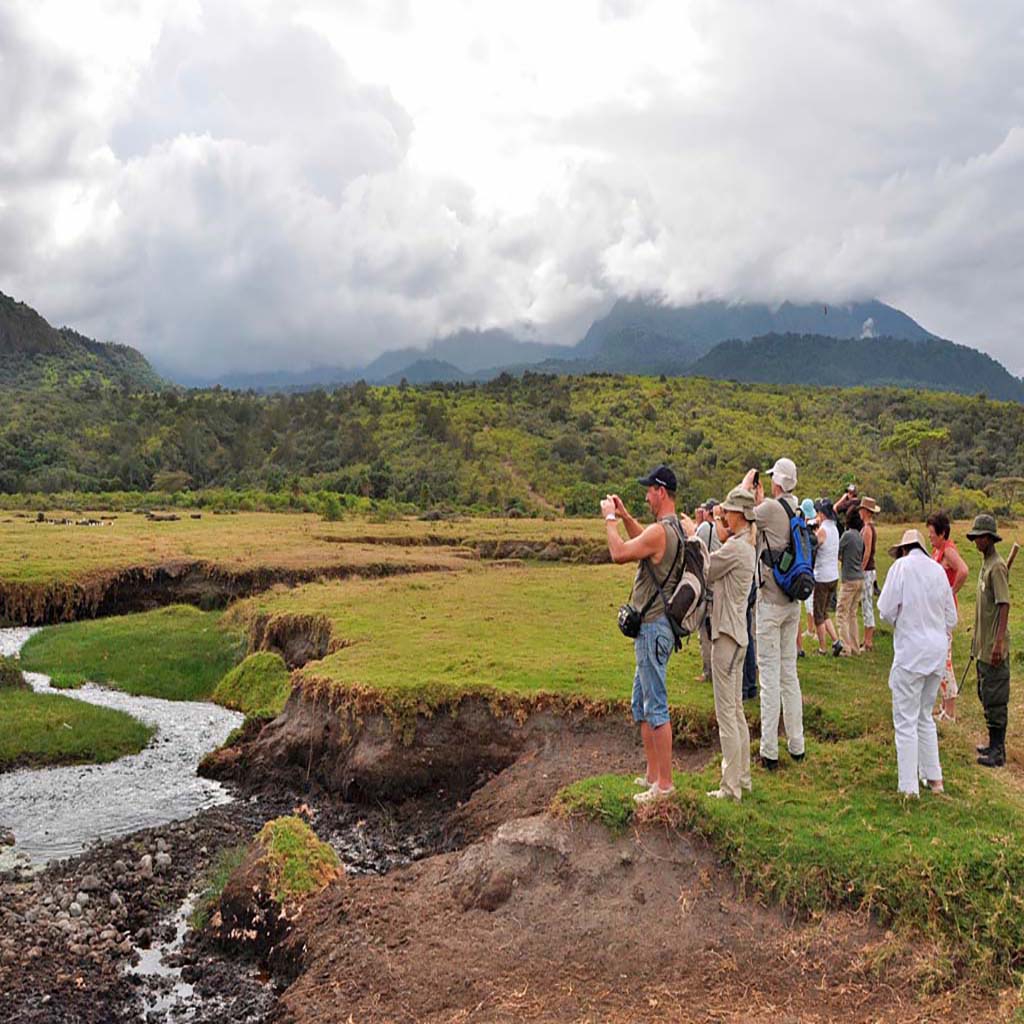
top-left (767, 457), bottom-right (797, 492)
top-left (858, 496), bottom-right (881, 514)
top-left (720, 486), bottom-right (757, 522)
top-left (966, 513), bottom-right (1002, 543)
top-left (888, 528), bottom-right (927, 557)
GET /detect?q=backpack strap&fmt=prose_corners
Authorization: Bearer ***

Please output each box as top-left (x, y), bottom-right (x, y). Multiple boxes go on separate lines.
top-left (639, 521), bottom-right (686, 644)
top-left (758, 497), bottom-right (795, 586)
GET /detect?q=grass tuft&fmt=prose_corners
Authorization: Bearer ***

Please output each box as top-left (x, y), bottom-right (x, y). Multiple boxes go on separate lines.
top-left (256, 816), bottom-right (341, 905)
top-left (190, 845), bottom-right (248, 931)
top-left (211, 651), bottom-right (292, 718)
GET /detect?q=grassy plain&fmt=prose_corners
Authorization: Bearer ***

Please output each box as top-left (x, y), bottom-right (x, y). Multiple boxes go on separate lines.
top-left (0, 689), bottom-right (154, 770)
top-left (20, 605), bottom-right (246, 700)
top-left (0, 510), bottom-right (548, 585)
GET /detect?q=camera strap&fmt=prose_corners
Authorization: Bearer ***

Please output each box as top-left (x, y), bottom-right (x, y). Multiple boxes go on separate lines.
top-left (640, 521), bottom-right (686, 646)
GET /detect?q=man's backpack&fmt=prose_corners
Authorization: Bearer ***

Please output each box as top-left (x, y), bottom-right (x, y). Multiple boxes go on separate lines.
top-left (642, 521), bottom-right (711, 646)
top-left (762, 499), bottom-right (815, 601)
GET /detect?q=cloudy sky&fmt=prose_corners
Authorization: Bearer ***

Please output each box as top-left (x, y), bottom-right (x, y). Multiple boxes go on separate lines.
top-left (2, 0), bottom-right (1023, 379)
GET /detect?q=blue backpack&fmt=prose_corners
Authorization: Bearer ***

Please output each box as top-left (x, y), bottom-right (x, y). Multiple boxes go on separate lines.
top-left (763, 498), bottom-right (815, 601)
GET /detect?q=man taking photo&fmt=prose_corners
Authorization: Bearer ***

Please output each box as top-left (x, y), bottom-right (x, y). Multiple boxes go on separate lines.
top-left (604, 465), bottom-right (682, 804)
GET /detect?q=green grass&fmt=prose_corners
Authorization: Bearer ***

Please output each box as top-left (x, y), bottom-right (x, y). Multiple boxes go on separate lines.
top-left (20, 605), bottom-right (246, 701)
top-left (190, 844), bottom-right (248, 931)
top-left (211, 652), bottom-right (293, 717)
top-left (0, 655), bottom-right (28, 689)
top-left (237, 561), bottom-right (902, 745)
top-left (256, 816), bottom-right (340, 905)
top-left (0, 688), bottom-right (154, 770)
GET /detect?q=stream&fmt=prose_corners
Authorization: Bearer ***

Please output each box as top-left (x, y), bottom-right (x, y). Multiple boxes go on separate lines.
top-left (0, 626), bottom-right (243, 870)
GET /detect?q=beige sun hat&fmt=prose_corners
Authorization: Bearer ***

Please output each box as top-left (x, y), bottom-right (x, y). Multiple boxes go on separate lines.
top-left (720, 486), bottom-right (756, 521)
top-left (888, 528), bottom-right (927, 557)
top-left (858, 496), bottom-right (880, 514)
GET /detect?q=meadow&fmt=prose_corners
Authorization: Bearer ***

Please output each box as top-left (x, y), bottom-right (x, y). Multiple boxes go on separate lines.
top-left (7, 510), bottom-right (1024, 987)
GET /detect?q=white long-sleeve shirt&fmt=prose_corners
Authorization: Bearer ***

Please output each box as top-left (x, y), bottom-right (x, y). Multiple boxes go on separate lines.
top-left (877, 547), bottom-right (958, 676)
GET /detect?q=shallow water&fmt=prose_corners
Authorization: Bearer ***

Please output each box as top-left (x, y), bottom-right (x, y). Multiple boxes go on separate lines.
top-left (0, 627), bottom-right (243, 868)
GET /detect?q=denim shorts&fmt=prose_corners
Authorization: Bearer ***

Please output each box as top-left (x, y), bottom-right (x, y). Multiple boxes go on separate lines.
top-left (631, 618), bottom-right (674, 727)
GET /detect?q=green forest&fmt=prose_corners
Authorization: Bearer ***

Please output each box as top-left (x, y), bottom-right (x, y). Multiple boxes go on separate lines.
top-left (3, 371), bottom-right (1023, 518)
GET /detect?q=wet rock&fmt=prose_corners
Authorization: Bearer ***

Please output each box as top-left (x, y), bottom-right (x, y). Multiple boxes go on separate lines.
top-left (79, 873), bottom-right (102, 892)
top-left (75, 891), bottom-right (90, 908)
top-left (69, 902), bottom-right (82, 918)
top-left (109, 891), bottom-right (123, 909)
top-left (0, 829), bottom-right (14, 846)
top-left (155, 851), bottom-right (172, 869)
top-left (138, 854), bottom-right (153, 877)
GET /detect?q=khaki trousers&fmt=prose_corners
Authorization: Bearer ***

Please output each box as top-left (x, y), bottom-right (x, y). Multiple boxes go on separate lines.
top-left (836, 580), bottom-right (862, 653)
top-left (711, 633), bottom-right (751, 799)
top-left (699, 617), bottom-right (713, 679)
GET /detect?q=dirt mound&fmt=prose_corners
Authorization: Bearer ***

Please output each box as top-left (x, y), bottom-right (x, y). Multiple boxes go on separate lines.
top-left (273, 813), bottom-right (990, 1023)
top-left (209, 817), bottom-right (341, 967)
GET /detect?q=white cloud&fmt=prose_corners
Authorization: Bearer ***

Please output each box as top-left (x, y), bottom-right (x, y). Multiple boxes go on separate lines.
top-left (0, 0), bottom-right (1022, 378)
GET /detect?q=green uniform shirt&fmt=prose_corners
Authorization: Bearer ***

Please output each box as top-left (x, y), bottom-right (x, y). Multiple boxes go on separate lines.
top-left (973, 549), bottom-right (1010, 663)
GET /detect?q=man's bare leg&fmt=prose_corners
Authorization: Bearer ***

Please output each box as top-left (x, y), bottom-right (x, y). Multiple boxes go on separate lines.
top-left (640, 722), bottom-right (657, 783)
top-left (652, 722), bottom-right (674, 789)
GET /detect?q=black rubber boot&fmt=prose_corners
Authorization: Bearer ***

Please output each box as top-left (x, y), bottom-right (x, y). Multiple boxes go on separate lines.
top-left (978, 728), bottom-right (1006, 767)
top-left (977, 728), bottom-right (996, 756)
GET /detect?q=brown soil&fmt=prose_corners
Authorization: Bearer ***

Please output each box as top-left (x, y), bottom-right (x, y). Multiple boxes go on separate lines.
top-left (274, 812), bottom-right (998, 1024)
top-left (0, 558), bottom-right (456, 626)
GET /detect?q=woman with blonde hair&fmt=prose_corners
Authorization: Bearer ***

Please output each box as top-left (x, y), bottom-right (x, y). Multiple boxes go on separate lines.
top-left (682, 487), bottom-right (757, 800)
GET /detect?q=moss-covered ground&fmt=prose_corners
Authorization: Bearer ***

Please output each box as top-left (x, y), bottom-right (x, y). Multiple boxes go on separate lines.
top-left (256, 816), bottom-right (340, 905)
top-left (211, 651), bottom-right (292, 718)
top-left (0, 689), bottom-right (154, 770)
top-left (20, 605), bottom-right (246, 701)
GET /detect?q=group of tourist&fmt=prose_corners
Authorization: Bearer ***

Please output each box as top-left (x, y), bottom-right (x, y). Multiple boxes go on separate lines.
top-left (600, 459), bottom-right (1013, 804)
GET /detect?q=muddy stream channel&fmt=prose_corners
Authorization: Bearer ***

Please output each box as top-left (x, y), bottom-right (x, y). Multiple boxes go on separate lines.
top-left (0, 626), bottom-right (444, 1022)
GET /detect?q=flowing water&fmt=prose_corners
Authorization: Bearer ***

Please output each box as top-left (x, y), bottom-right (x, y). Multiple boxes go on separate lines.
top-left (0, 627), bottom-right (243, 870)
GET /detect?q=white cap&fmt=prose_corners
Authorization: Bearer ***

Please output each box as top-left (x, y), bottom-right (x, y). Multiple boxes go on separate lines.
top-left (767, 457), bottom-right (797, 492)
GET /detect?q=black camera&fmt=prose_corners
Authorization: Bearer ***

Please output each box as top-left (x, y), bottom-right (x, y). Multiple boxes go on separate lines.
top-left (617, 603), bottom-right (642, 638)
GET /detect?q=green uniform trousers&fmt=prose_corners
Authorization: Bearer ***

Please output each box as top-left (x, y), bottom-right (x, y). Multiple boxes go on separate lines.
top-left (977, 659), bottom-right (1010, 732)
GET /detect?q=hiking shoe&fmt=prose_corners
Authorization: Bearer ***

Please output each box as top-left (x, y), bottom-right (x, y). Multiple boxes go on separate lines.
top-left (797, 649), bottom-right (806, 658)
top-left (760, 756), bottom-right (779, 772)
top-left (633, 785), bottom-right (675, 805)
top-left (789, 751), bottom-right (805, 763)
top-left (832, 639), bottom-right (843, 657)
top-left (977, 747), bottom-right (1006, 768)
top-left (976, 744), bottom-right (992, 756)
top-left (706, 788), bottom-right (740, 802)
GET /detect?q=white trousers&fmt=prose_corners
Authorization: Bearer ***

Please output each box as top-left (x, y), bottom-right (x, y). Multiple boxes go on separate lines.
top-left (889, 664), bottom-right (943, 795)
top-left (755, 597), bottom-right (804, 760)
